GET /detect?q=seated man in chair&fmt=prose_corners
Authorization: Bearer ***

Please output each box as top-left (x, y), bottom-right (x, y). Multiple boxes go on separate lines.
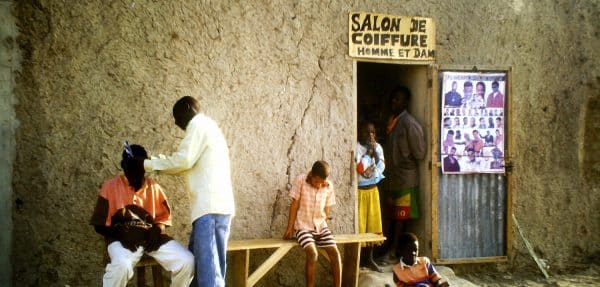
top-left (90, 142), bottom-right (194, 287)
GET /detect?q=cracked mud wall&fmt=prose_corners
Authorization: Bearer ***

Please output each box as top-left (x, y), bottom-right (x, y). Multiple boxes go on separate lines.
top-left (10, 0), bottom-right (599, 286)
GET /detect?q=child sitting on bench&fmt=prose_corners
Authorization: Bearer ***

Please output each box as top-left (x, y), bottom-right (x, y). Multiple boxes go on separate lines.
top-left (283, 160), bottom-right (342, 287)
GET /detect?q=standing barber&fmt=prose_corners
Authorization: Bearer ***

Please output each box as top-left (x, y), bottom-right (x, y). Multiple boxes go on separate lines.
top-left (145, 96), bottom-right (235, 287)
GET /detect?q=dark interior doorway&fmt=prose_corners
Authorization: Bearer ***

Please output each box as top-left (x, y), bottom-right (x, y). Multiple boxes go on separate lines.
top-left (356, 61), bottom-right (433, 257)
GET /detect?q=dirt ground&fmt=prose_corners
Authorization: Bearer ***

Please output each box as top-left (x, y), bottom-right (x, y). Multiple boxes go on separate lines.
top-left (461, 265), bottom-right (600, 287)
top-left (358, 264), bottom-right (600, 287)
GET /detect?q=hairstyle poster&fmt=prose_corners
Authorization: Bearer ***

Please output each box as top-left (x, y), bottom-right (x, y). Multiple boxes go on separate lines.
top-left (440, 71), bottom-right (506, 174)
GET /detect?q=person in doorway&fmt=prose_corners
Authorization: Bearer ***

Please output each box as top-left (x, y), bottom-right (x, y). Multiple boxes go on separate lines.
top-left (382, 86), bottom-right (426, 264)
top-left (90, 143), bottom-right (194, 287)
top-left (284, 160), bottom-right (342, 287)
top-left (392, 233), bottom-right (450, 287)
top-left (144, 96), bottom-right (235, 287)
top-left (356, 122), bottom-right (386, 272)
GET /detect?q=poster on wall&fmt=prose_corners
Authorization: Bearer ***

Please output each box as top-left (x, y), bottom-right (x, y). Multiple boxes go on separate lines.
top-left (440, 71), bottom-right (506, 174)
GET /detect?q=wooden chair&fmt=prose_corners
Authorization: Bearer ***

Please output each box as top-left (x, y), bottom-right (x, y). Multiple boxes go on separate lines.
top-left (103, 253), bottom-right (164, 287)
top-left (135, 255), bottom-right (165, 287)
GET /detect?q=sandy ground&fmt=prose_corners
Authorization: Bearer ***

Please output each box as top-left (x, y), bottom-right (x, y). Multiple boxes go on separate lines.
top-left (358, 264), bottom-right (600, 287)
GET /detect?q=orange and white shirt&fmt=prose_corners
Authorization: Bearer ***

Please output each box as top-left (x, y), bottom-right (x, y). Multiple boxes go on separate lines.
top-left (289, 174), bottom-right (336, 232)
top-left (393, 257), bottom-right (442, 287)
top-left (91, 175), bottom-right (171, 227)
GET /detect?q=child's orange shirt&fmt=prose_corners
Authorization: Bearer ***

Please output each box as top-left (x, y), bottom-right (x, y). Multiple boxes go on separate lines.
top-left (393, 256), bottom-right (442, 287)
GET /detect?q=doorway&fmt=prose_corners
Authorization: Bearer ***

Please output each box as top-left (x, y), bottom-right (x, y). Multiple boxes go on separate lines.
top-left (355, 61), bottom-right (433, 257)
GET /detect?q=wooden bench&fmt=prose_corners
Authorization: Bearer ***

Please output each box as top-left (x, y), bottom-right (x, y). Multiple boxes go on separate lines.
top-left (128, 233), bottom-right (384, 286)
top-left (227, 233), bottom-right (385, 287)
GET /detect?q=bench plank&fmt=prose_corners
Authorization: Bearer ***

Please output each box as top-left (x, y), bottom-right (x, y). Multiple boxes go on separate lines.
top-left (333, 233), bottom-right (385, 244)
top-left (227, 233), bottom-right (384, 250)
top-left (228, 239), bottom-right (295, 251)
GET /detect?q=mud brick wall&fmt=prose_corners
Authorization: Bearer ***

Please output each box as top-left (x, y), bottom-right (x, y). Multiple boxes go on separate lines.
top-left (8, 1), bottom-right (599, 286)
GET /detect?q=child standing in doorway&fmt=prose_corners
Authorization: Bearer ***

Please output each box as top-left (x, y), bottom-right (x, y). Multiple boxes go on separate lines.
top-left (356, 121), bottom-right (386, 272)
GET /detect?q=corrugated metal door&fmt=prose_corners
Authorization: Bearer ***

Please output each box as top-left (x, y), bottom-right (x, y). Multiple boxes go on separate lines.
top-left (437, 174), bottom-right (506, 259)
top-left (431, 66), bottom-right (513, 263)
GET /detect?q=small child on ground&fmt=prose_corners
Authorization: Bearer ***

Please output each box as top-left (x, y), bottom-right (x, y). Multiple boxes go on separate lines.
top-left (392, 232), bottom-right (450, 287)
top-left (283, 160), bottom-right (342, 287)
top-left (90, 143), bottom-right (194, 287)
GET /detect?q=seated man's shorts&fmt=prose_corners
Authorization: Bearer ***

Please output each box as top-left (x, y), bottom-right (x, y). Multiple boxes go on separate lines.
top-left (295, 227), bottom-right (336, 248)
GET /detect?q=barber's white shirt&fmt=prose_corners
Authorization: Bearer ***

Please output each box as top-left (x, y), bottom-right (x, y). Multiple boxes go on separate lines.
top-left (145, 113), bottom-right (235, 223)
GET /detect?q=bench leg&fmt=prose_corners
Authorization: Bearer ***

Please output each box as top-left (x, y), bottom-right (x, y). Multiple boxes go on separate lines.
top-left (247, 245), bottom-right (295, 286)
top-left (152, 265), bottom-right (164, 287)
top-left (341, 242), bottom-right (360, 287)
top-left (231, 249), bottom-right (249, 287)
